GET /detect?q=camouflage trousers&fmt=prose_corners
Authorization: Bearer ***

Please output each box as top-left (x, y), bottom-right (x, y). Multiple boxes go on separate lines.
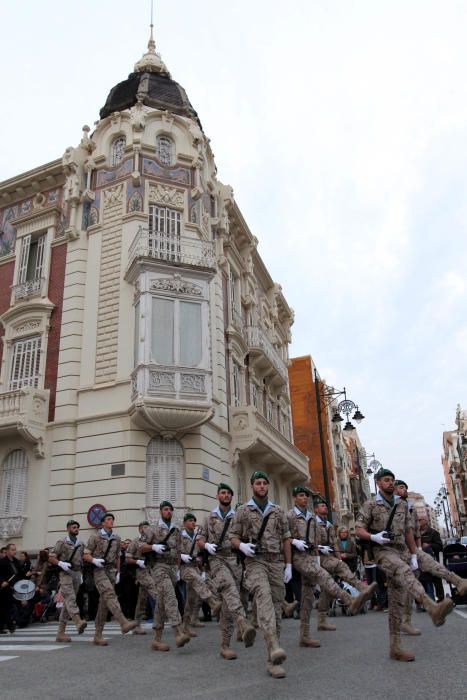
top-left (58, 570), bottom-right (81, 623)
top-left (134, 567), bottom-right (157, 623)
top-left (244, 558), bottom-right (284, 638)
top-left (318, 554), bottom-right (363, 613)
top-left (293, 552), bottom-right (347, 620)
top-left (209, 555), bottom-right (245, 637)
top-left (180, 565), bottom-right (214, 604)
top-left (93, 567), bottom-right (124, 630)
top-left (417, 549), bottom-right (454, 583)
top-left (151, 562), bottom-right (181, 629)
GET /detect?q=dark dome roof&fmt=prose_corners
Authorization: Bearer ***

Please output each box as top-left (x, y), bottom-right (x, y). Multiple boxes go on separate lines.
top-left (99, 70), bottom-right (202, 129)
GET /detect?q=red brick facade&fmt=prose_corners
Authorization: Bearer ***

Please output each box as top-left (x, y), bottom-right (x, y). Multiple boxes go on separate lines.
top-left (45, 242), bottom-right (67, 421)
top-left (0, 260), bottom-right (14, 377)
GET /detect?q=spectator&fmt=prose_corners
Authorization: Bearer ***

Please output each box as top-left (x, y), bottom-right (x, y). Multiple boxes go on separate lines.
top-left (0, 543), bottom-right (22, 633)
top-left (419, 516), bottom-right (444, 602)
top-left (19, 551), bottom-right (33, 578)
top-left (338, 528), bottom-right (359, 573)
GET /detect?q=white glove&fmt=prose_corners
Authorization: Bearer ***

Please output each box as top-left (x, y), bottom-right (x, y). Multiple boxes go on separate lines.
top-left (181, 554), bottom-right (192, 564)
top-left (292, 539), bottom-right (308, 552)
top-left (410, 554), bottom-right (419, 571)
top-left (92, 557), bottom-right (105, 568)
top-left (58, 561), bottom-right (72, 572)
top-left (136, 559), bottom-right (146, 569)
top-left (318, 545), bottom-right (332, 555)
top-left (201, 572), bottom-right (206, 581)
top-left (115, 572), bottom-right (120, 585)
top-left (370, 531), bottom-right (391, 546)
top-left (239, 542), bottom-right (256, 557)
top-left (152, 544), bottom-right (166, 554)
top-left (204, 543), bottom-right (217, 556)
top-left (283, 563), bottom-right (292, 584)
top-left (176, 569), bottom-right (181, 581)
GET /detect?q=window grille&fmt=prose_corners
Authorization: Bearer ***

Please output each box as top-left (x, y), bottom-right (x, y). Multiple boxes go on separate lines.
top-left (146, 438), bottom-right (184, 508)
top-left (110, 136), bottom-right (126, 167)
top-left (0, 450), bottom-right (28, 516)
top-left (148, 205), bottom-right (181, 261)
top-left (156, 136), bottom-right (174, 165)
top-left (9, 336), bottom-right (41, 390)
top-left (232, 362), bottom-right (241, 407)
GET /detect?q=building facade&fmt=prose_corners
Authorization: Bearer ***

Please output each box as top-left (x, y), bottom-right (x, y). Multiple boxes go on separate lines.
top-left (441, 404), bottom-right (467, 537)
top-left (0, 34), bottom-right (308, 548)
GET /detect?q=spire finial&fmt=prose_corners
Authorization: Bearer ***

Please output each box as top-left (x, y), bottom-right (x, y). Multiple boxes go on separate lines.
top-left (148, 0), bottom-right (155, 52)
top-left (134, 0), bottom-right (170, 76)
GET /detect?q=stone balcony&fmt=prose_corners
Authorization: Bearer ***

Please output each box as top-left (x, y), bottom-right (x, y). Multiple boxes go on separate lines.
top-left (126, 226), bottom-right (217, 276)
top-left (230, 405), bottom-right (308, 483)
top-left (245, 326), bottom-right (289, 385)
top-left (0, 386), bottom-right (49, 457)
top-left (11, 277), bottom-right (47, 302)
top-left (129, 365), bottom-right (214, 439)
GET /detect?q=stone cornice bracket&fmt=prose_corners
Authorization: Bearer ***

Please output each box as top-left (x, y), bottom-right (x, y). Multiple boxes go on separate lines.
top-left (80, 125), bottom-right (96, 154)
top-left (130, 101), bottom-right (147, 133)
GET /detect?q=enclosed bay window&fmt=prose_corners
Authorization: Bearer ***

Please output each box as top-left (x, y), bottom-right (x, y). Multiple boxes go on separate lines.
top-left (151, 297), bottom-right (202, 367)
top-left (9, 336), bottom-right (42, 390)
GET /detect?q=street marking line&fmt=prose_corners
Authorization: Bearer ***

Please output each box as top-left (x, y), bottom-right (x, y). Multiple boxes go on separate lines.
top-left (0, 645), bottom-right (67, 651)
top-left (5, 636), bottom-right (97, 643)
top-left (0, 656), bottom-right (19, 662)
top-left (454, 608), bottom-right (467, 619)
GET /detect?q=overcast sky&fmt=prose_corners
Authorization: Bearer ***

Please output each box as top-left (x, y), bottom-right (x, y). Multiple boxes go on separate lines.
top-left (1, 1), bottom-right (466, 509)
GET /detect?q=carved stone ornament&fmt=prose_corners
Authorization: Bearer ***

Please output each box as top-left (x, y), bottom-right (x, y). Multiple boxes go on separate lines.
top-left (14, 320), bottom-right (41, 334)
top-left (103, 184), bottom-right (124, 208)
top-left (130, 101), bottom-right (147, 132)
top-left (148, 183), bottom-right (184, 209)
top-left (180, 373), bottom-right (206, 394)
top-left (0, 516), bottom-right (26, 540)
top-left (149, 371), bottom-right (175, 391)
top-left (150, 274), bottom-right (202, 296)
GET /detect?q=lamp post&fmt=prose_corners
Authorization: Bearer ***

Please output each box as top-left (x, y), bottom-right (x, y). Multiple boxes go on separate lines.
top-left (365, 455), bottom-right (382, 494)
top-left (435, 487), bottom-right (452, 538)
top-left (313, 367), bottom-right (364, 519)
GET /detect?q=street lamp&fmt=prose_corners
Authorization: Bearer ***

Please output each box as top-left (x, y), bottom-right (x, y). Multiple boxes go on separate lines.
top-left (365, 455), bottom-right (382, 494)
top-left (435, 486), bottom-right (453, 538)
top-left (313, 367), bottom-right (365, 516)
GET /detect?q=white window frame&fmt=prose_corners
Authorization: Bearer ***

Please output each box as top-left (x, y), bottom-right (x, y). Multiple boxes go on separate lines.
top-left (110, 136), bottom-right (126, 167)
top-left (156, 135), bottom-right (175, 166)
top-left (0, 449), bottom-right (28, 517)
top-left (150, 296), bottom-right (204, 369)
top-left (146, 437), bottom-right (185, 511)
top-left (232, 360), bottom-right (241, 407)
top-left (148, 205), bottom-right (182, 261)
top-left (8, 335), bottom-right (42, 390)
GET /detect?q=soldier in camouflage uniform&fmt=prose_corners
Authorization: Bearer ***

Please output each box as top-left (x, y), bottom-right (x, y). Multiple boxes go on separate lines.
top-left (179, 513), bottom-right (222, 638)
top-left (314, 495), bottom-right (375, 630)
top-left (125, 520), bottom-right (155, 636)
top-left (230, 471), bottom-right (292, 679)
top-left (198, 483), bottom-right (256, 660)
top-left (288, 486), bottom-right (376, 646)
top-left (395, 478), bottom-right (467, 636)
top-left (84, 512), bottom-right (138, 645)
top-left (139, 501), bottom-right (190, 650)
top-left (48, 519), bottom-right (87, 642)
top-left (356, 469), bottom-right (454, 662)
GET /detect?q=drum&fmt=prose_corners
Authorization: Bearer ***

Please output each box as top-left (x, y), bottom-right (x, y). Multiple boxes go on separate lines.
top-left (13, 578), bottom-right (36, 601)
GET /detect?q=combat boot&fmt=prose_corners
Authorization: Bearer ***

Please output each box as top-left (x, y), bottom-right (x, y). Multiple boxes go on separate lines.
top-left (55, 621), bottom-right (72, 643)
top-left (267, 662), bottom-right (286, 678)
top-left (425, 597), bottom-right (454, 627)
top-left (348, 582), bottom-right (378, 615)
top-left (449, 574), bottom-right (467, 596)
top-left (72, 614), bottom-right (87, 635)
top-left (265, 633), bottom-right (287, 665)
top-left (114, 611), bottom-right (138, 634)
top-left (237, 615), bottom-right (256, 647)
top-left (132, 625), bottom-right (147, 635)
top-left (400, 611), bottom-right (421, 636)
top-left (389, 634), bottom-right (415, 662)
top-left (173, 624), bottom-right (191, 647)
top-left (151, 627), bottom-right (170, 651)
top-left (317, 611), bottom-right (336, 631)
top-left (93, 627), bottom-right (108, 646)
top-left (299, 623), bottom-right (321, 648)
top-left (220, 633), bottom-right (237, 660)
top-left (282, 600), bottom-right (298, 618)
top-left (183, 614), bottom-right (197, 638)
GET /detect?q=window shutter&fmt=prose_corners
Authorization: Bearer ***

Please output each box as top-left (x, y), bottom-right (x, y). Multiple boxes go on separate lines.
top-left (146, 438), bottom-right (184, 509)
top-left (0, 450), bottom-right (27, 516)
top-left (18, 235), bottom-right (31, 284)
top-left (34, 234), bottom-right (46, 280)
top-left (9, 336), bottom-right (41, 390)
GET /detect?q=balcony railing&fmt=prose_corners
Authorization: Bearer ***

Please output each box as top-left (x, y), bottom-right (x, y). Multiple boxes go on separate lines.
top-left (0, 386), bottom-right (49, 456)
top-left (246, 326), bottom-right (288, 383)
top-left (127, 227), bottom-right (216, 271)
top-left (12, 277), bottom-right (46, 301)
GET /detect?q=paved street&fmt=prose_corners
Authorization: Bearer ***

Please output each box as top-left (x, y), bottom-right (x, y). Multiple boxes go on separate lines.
top-left (1, 606), bottom-right (466, 700)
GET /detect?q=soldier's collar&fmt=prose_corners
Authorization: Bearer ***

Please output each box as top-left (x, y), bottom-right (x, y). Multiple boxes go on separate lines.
top-left (293, 505), bottom-right (312, 520)
top-left (65, 535), bottom-right (81, 545)
top-left (246, 497), bottom-right (275, 516)
top-left (213, 506), bottom-right (235, 519)
top-left (181, 528), bottom-right (195, 539)
top-left (99, 528), bottom-right (115, 539)
top-left (376, 492), bottom-right (400, 506)
top-left (158, 518), bottom-right (172, 529)
top-left (315, 515), bottom-right (331, 527)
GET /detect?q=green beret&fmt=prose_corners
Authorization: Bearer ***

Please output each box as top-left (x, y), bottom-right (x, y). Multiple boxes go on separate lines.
top-left (66, 519), bottom-right (80, 528)
top-left (293, 485), bottom-right (311, 497)
top-left (183, 513), bottom-right (197, 522)
top-left (375, 468), bottom-right (395, 480)
top-left (159, 501), bottom-right (174, 510)
top-left (217, 482), bottom-right (234, 495)
top-left (250, 470), bottom-right (269, 484)
top-left (313, 495), bottom-right (328, 506)
top-left (394, 479), bottom-right (408, 488)
top-left (101, 512), bottom-right (115, 522)
top-left (139, 520), bottom-right (150, 527)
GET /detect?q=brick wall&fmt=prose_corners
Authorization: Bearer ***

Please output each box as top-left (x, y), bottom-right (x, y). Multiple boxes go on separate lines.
top-left (45, 242), bottom-right (67, 421)
top-left (0, 260), bottom-right (14, 374)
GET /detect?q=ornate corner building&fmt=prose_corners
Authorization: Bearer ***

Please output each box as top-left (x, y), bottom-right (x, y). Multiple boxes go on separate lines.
top-left (0, 32), bottom-right (308, 547)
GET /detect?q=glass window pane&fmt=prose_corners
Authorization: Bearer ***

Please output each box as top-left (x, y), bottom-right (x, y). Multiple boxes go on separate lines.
top-left (152, 298), bottom-right (174, 364)
top-left (180, 302), bottom-right (202, 366)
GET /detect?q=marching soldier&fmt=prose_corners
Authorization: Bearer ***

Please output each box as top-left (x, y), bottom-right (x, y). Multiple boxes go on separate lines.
top-left (48, 519), bottom-right (87, 642)
top-left (198, 483), bottom-right (256, 660)
top-left (139, 501), bottom-right (191, 650)
top-left (288, 486), bottom-right (376, 646)
top-left (179, 513), bottom-right (222, 638)
top-left (230, 471), bottom-right (291, 679)
top-left (125, 520), bottom-right (154, 636)
top-left (314, 495), bottom-right (375, 630)
top-left (355, 469), bottom-right (454, 662)
top-left (394, 478), bottom-right (467, 636)
top-left (84, 512), bottom-right (138, 645)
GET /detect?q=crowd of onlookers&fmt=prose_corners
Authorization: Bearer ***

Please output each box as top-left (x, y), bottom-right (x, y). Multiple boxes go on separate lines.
top-left (0, 518), bottom-right (450, 634)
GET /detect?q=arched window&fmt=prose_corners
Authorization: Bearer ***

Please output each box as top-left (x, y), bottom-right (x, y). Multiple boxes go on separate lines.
top-left (0, 449), bottom-right (28, 516)
top-left (146, 437), bottom-right (184, 509)
top-left (110, 136), bottom-right (126, 167)
top-left (156, 135), bottom-right (174, 166)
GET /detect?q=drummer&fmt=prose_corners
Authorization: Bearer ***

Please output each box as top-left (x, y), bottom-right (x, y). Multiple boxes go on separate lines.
top-left (48, 520), bottom-right (87, 642)
top-left (0, 543), bottom-right (22, 634)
